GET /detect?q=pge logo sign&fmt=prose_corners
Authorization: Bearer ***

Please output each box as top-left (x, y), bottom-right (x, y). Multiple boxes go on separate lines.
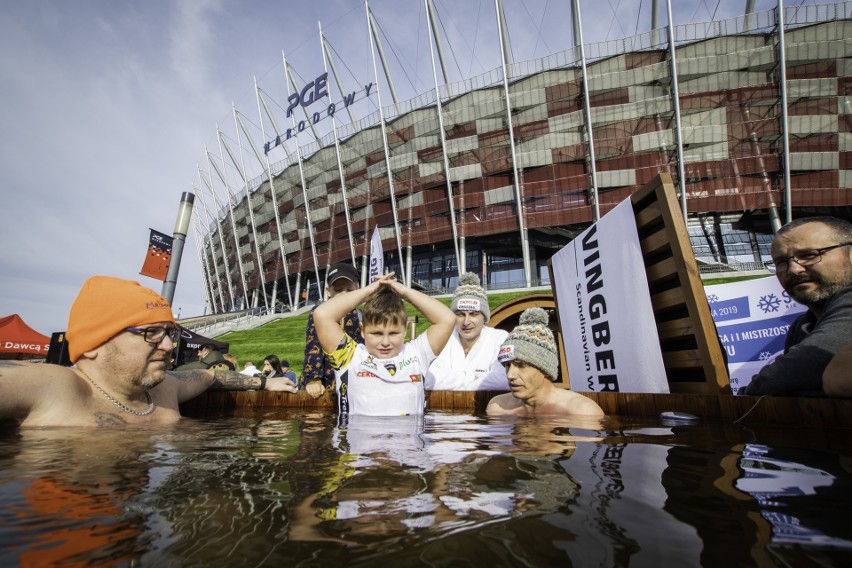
top-left (265, 72), bottom-right (375, 154)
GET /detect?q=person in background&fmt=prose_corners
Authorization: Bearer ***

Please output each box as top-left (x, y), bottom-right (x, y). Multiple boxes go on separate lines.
top-left (175, 344), bottom-right (235, 371)
top-left (262, 355), bottom-right (284, 378)
top-left (486, 308), bottom-right (604, 417)
top-left (0, 276), bottom-right (297, 428)
top-left (223, 353), bottom-right (239, 370)
top-left (279, 359), bottom-right (298, 383)
top-left (301, 263), bottom-right (363, 399)
top-left (314, 272), bottom-right (456, 416)
top-left (241, 361), bottom-right (260, 377)
top-left (426, 272), bottom-right (508, 391)
top-left (745, 216), bottom-right (852, 396)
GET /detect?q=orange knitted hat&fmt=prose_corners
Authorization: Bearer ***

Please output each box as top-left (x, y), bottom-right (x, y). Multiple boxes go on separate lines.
top-left (66, 276), bottom-right (174, 362)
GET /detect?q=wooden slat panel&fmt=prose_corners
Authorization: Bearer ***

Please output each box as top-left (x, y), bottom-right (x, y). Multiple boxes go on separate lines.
top-left (639, 229), bottom-right (672, 257)
top-left (651, 287), bottom-right (688, 312)
top-left (645, 256), bottom-right (679, 284)
top-left (636, 175), bottom-right (729, 393)
top-left (662, 349), bottom-right (704, 368)
top-left (657, 317), bottom-right (697, 339)
top-left (634, 201), bottom-right (663, 231)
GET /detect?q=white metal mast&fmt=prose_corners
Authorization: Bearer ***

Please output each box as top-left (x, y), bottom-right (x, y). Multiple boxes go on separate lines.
top-left (572, 0), bottom-right (600, 220)
top-left (426, 0), bottom-right (452, 96)
top-left (196, 165), bottom-right (234, 311)
top-left (283, 51), bottom-right (323, 297)
top-left (776, 0), bottom-right (792, 226)
top-left (192, 185), bottom-right (227, 312)
top-left (425, 0), bottom-right (463, 275)
top-left (665, 0), bottom-right (688, 220)
top-left (366, 0), bottom-right (407, 285)
top-left (228, 104), bottom-right (269, 310)
top-left (191, 218), bottom-right (217, 314)
top-left (242, 84), bottom-right (294, 310)
top-left (208, 138), bottom-right (250, 309)
top-left (495, 0), bottom-right (531, 287)
top-left (319, 21), bottom-right (358, 267)
top-left (367, 4), bottom-right (400, 112)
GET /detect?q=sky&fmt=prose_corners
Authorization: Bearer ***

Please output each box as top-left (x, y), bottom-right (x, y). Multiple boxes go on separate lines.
top-left (0, 0), bottom-right (798, 336)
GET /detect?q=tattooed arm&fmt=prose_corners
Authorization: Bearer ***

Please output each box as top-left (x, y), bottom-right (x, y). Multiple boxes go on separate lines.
top-left (170, 369), bottom-right (297, 403)
top-left (209, 370), bottom-right (265, 391)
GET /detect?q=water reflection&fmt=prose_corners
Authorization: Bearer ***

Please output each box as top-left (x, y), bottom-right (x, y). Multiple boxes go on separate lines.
top-left (1, 413), bottom-right (851, 566)
top-left (0, 428), bottom-right (157, 566)
top-left (737, 444), bottom-right (852, 550)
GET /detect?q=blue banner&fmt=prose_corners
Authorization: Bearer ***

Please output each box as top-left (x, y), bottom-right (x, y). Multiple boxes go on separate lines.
top-left (704, 276), bottom-right (806, 394)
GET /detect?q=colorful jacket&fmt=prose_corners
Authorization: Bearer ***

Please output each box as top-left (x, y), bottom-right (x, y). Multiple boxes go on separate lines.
top-left (301, 306), bottom-right (363, 389)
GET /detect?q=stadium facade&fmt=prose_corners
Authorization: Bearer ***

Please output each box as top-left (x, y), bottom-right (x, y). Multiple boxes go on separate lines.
top-left (196, 1), bottom-right (852, 313)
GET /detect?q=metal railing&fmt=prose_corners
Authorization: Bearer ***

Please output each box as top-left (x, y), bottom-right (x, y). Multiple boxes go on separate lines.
top-left (696, 260), bottom-right (772, 276)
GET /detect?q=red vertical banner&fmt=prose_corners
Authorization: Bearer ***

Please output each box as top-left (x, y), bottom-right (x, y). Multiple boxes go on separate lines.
top-left (140, 229), bottom-right (173, 281)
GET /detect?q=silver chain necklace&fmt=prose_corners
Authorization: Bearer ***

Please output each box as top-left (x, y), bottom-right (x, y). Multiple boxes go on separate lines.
top-left (78, 368), bottom-right (155, 416)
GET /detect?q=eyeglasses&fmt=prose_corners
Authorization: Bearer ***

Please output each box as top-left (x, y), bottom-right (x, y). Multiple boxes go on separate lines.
top-left (125, 326), bottom-right (180, 344)
top-left (769, 242), bottom-right (852, 273)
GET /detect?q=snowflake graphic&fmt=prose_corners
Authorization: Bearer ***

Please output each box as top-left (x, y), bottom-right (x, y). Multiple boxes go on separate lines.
top-left (757, 294), bottom-right (781, 313)
top-left (758, 351), bottom-right (774, 361)
top-left (706, 294), bottom-right (720, 303)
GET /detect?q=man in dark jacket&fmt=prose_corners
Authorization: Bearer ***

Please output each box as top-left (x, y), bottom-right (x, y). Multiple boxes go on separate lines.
top-left (745, 216), bottom-right (852, 396)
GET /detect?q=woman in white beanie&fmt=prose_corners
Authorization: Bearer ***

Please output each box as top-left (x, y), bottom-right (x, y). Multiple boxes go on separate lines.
top-left (486, 307), bottom-right (604, 417)
top-left (425, 273), bottom-right (509, 391)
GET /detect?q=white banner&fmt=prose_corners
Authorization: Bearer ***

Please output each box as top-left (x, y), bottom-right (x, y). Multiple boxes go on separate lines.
top-left (704, 276), bottom-right (806, 394)
top-left (369, 226), bottom-right (383, 281)
top-left (551, 199), bottom-right (668, 393)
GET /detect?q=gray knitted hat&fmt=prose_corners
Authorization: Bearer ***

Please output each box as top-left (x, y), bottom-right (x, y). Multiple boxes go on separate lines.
top-left (497, 307), bottom-right (559, 381)
top-left (450, 272), bottom-right (490, 322)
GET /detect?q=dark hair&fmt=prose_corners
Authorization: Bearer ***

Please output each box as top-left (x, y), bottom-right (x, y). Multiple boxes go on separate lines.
top-left (362, 285), bottom-right (407, 328)
top-left (777, 216), bottom-right (852, 242)
top-left (263, 354), bottom-right (283, 374)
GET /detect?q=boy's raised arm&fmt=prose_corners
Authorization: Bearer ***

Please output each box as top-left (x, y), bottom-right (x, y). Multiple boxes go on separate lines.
top-left (313, 274), bottom-right (388, 353)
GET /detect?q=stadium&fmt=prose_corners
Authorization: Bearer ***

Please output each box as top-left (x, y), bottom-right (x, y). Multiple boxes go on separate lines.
top-left (194, 0), bottom-right (852, 314)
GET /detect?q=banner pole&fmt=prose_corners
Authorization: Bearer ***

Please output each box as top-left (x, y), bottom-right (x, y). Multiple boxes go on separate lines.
top-left (162, 192), bottom-right (195, 307)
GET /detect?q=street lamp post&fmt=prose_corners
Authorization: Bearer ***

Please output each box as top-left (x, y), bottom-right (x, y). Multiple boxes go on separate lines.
top-left (161, 192), bottom-right (195, 307)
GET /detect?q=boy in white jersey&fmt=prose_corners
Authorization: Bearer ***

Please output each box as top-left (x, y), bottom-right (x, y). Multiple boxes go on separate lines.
top-left (314, 272), bottom-right (456, 416)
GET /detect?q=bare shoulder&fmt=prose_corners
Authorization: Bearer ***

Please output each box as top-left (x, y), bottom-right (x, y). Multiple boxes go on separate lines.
top-left (556, 388), bottom-right (605, 418)
top-left (0, 363), bottom-right (87, 422)
top-left (486, 392), bottom-right (524, 416)
top-left (0, 361), bottom-right (78, 385)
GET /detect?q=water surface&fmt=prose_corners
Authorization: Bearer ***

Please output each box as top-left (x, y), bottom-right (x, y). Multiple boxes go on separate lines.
top-left (1, 410), bottom-right (850, 566)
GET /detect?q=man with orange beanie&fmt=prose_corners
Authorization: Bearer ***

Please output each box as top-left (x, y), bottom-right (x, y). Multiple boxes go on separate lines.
top-left (0, 276), bottom-right (297, 427)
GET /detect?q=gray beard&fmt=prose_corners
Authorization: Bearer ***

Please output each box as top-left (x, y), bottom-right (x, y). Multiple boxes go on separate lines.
top-left (139, 372), bottom-right (163, 390)
top-left (788, 278), bottom-right (849, 309)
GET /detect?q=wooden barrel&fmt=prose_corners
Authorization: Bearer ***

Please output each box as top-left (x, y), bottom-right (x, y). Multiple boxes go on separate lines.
top-left (180, 389), bottom-right (852, 430)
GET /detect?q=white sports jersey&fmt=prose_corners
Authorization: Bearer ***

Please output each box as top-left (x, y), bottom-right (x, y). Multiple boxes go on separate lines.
top-left (426, 326), bottom-right (509, 391)
top-left (328, 332), bottom-right (435, 416)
